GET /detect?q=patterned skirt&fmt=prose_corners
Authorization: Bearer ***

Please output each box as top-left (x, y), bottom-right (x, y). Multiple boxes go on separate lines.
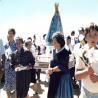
top-left (3, 66), bottom-right (16, 92)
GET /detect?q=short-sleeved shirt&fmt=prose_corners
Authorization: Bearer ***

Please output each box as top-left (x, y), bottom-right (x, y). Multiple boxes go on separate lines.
top-left (76, 44), bottom-right (98, 93)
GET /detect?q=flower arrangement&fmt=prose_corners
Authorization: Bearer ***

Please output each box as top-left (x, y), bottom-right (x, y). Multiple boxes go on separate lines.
top-left (79, 50), bottom-right (90, 67)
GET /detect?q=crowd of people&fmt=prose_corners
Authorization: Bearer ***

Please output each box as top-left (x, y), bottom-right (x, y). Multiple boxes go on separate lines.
top-left (0, 23), bottom-right (98, 98)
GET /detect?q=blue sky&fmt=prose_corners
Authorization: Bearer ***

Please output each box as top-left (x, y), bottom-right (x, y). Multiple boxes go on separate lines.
top-left (0, 0), bottom-right (98, 41)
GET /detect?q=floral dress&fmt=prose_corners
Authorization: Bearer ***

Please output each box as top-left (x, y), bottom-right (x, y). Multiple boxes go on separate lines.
top-left (3, 42), bottom-right (16, 92)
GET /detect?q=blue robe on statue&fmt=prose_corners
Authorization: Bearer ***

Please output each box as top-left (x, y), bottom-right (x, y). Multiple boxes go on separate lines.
top-left (46, 11), bottom-right (63, 45)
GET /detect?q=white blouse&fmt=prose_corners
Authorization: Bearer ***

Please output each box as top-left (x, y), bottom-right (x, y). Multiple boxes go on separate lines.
top-left (76, 44), bottom-right (98, 93)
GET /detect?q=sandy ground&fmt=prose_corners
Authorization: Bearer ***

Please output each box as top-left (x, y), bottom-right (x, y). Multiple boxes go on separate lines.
top-left (0, 73), bottom-right (79, 98)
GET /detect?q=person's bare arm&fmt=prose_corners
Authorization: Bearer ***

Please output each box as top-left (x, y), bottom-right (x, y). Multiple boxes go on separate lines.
top-left (75, 68), bottom-right (88, 80)
top-left (75, 66), bottom-right (94, 80)
top-left (90, 73), bottom-right (98, 83)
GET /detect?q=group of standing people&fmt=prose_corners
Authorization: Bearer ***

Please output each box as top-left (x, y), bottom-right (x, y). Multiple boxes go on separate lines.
top-left (0, 23), bottom-right (98, 98)
top-left (0, 29), bottom-right (45, 98)
top-left (1, 29), bottom-right (36, 98)
top-left (47, 24), bottom-right (98, 98)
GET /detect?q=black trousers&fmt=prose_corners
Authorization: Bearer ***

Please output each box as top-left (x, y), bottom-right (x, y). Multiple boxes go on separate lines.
top-left (30, 69), bottom-right (36, 83)
top-left (36, 69), bottom-right (41, 80)
top-left (16, 70), bottom-right (31, 98)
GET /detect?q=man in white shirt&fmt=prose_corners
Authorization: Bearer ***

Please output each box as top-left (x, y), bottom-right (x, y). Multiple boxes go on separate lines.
top-left (65, 36), bottom-right (76, 85)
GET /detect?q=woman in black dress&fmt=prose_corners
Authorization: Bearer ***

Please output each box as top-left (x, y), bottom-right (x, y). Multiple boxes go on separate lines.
top-left (11, 37), bottom-right (35, 98)
top-left (47, 33), bottom-right (73, 98)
